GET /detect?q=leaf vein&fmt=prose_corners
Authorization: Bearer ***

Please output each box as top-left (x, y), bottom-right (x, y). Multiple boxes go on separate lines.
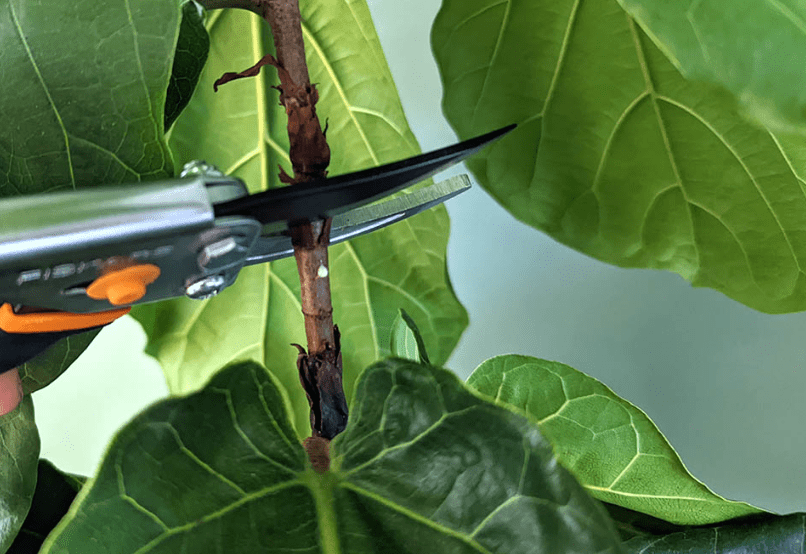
top-left (339, 482), bottom-right (493, 553)
top-left (301, 23), bottom-right (378, 165)
top-left (9, 2), bottom-right (75, 190)
top-left (657, 94), bottom-right (801, 272)
top-left (470, 0), bottom-right (511, 130)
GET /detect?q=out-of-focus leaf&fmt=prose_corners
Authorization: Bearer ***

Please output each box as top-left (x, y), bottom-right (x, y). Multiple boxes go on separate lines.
top-left (617, 0), bottom-right (806, 133)
top-left (389, 308), bottom-right (430, 364)
top-left (165, 1), bottom-right (209, 131)
top-left (0, 397), bottom-right (39, 554)
top-left (467, 355), bottom-right (762, 525)
top-left (134, 6), bottom-right (467, 437)
top-left (40, 359), bottom-right (624, 553)
top-left (7, 460), bottom-right (85, 554)
top-left (432, 0), bottom-right (806, 313)
top-left (0, 0), bottom-right (186, 388)
top-left (19, 330), bottom-right (100, 395)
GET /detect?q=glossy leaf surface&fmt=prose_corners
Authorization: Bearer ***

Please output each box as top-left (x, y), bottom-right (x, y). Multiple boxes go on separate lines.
top-left (41, 359), bottom-right (624, 553)
top-left (0, 0), bottom-right (189, 390)
top-left (389, 308), bottom-right (430, 364)
top-left (0, 397), bottom-right (39, 554)
top-left (6, 460), bottom-right (85, 554)
top-left (432, 0), bottom-right (806, 313)
top-left (617, 0), bottom-right (806, 133)
top-left (134, 6), bottom-right (467, 436)
top-left (467, 355), bottom-right (761, 525)
top-left (0, 0), bottom-right (179, 197)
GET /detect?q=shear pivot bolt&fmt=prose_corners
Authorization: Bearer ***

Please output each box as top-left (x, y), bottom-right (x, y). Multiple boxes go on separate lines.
top-left (185, 274), bottom-right (227, 300)
top-left (180, 160), bottom-right (224, 178)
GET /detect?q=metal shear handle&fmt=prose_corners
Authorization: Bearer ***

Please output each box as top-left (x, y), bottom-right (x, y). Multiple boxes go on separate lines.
top-left (0, 124), bottom-right (515, 332)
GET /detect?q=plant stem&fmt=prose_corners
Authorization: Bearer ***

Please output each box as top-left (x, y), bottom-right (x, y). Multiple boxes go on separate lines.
top-left (202, 0), bottom-right (347, 442)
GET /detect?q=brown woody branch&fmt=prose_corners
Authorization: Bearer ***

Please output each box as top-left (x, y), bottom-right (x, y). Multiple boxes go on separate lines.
top-left (201, 0), bottom-right (347, 450)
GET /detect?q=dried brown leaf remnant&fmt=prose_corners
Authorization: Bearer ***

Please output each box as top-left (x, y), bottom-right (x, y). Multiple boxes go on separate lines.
top-left (213, 54), bottom-right (330, 183)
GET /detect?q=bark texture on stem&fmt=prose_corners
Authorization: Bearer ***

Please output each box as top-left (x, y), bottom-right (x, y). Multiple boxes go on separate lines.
top-left (212, 0), bottom-right (345, 442)
top-left (291, 219), bottom-right (348, 439)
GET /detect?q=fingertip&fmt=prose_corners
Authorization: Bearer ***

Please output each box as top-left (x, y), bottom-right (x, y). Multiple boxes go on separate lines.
top-left (0, 368), bottom-right (23, 416)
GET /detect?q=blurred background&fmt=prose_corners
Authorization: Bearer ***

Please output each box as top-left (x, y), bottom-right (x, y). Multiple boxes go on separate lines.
top-left (32, 0), bottom-right (806, 514)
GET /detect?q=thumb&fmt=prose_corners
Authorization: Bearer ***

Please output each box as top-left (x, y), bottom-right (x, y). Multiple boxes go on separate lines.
top-left (0, 368), bottom-right (23, 416)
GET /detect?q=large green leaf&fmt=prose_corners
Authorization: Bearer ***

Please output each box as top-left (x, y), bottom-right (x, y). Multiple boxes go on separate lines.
top-left (0, 397), bottom-right (39, 554)
top-left (165, 1), bottom-right (210, 131)
top-left (134, 6), bottom-right (468, 437)
top-left (467, 355), bottom-right (762, 525)
top-left (432, 0), bottom-right (806, 313)
top-left (605, 503), bottom-right (806, 551)
top-left (19, 330), bottom-right (100, 395)
top-left (6, 460), bottom-right (85, 554)
top-left (39, 359), bottom-right (624, 553)
top-left (617, 508), bottom-right (806, 553)
top-left (617, 0), bottom-right (806, 133)
top-left (0, 0), bottom-right (179, 196)
top-left (0, 0), bottom-right (191, 388)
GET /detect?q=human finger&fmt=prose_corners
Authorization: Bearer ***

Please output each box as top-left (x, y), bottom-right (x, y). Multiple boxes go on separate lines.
top-left (0, 368), bottom-right (23, 416)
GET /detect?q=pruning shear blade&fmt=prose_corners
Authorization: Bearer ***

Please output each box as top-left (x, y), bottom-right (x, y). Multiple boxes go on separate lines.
top-left (245, 174), bottom-right (471, 265)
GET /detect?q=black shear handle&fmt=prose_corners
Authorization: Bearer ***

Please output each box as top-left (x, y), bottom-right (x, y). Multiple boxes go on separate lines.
top-left (0, 304), bottom-right (127, 375)
top-left (0, 327), bottom-right (92, 375)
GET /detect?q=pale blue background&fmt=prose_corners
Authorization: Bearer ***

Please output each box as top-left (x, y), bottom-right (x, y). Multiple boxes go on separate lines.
top-left (32, 0), bottom-right (806, 515)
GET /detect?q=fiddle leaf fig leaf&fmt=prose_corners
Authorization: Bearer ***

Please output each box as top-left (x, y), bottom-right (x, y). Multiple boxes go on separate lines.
top-left (467, 355), bottom-right (762, 525)
top-left (6, 460), bottom-right (86, 554)
top-left (19, 330), bottom-right (101, 395)
top-left (616, 0), bottom-right (806, 134)
top-left (0, 0), bottom-right (191, 389)
top-left (165, 1), bottom-right (210, 131)
top-left (432, 0), bottom-right (806, 313)
top-left (618, 509), bottom-right (806, 554)
top-left (0, 0), bottom-right (178, 197)
top-left (39, 359), bottom-right (624, 553)
top-left (390, 309), bottom-right (430, 364)
top-left (0, 397), bottom-right (39, 554)
top-left (133, 5), bottom-right (468, 437)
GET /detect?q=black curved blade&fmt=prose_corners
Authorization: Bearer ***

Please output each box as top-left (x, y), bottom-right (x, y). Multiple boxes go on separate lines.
top-left (213, 123), bottom-right (515, 225)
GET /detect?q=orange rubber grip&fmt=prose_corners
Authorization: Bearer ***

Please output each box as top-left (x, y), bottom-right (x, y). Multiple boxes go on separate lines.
top-left (0, 303), bottom-right (130, 334)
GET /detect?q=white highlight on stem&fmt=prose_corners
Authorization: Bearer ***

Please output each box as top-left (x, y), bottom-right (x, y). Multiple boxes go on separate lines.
top-left (317, 264), bottom-right (329, 278)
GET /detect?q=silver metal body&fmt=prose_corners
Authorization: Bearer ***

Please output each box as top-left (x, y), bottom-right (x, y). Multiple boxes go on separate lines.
top-left (0, 175), bottom-right (257, 313)
top-left (0, 170), bottom-right (470, 314)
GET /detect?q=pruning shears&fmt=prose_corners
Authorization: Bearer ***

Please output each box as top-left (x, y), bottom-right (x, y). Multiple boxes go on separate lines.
top-left (0, 124), bottom-right (515, 375)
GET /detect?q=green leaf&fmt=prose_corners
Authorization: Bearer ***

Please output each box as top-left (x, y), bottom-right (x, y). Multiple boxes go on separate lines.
top-left (40, 359), bottom-right (624, 553)
top-left (7, 460), bottom-right (85, 554)
top-left (389, 309), bottom-right (430, 364)
top-left (0, 0), bottom-right (178, 196)
top-left (618, 509), bottom-right (806, 553)
top-left (19, 330), bottom-right (101, 395)
top-left (0, 397), bottom-right (39, 554)
top-left (0, 0), bottom-right (186, 386)
top-left (617, 0), bottom-right (806, 133)
top-left (466, 355), bottom-right (762, 525)
top-left (165, 1), bottom-right (210, 131)
top-left (133, 6), bottom-right (468, 437)
top-left (432, 0), bottom-right (806, 313)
